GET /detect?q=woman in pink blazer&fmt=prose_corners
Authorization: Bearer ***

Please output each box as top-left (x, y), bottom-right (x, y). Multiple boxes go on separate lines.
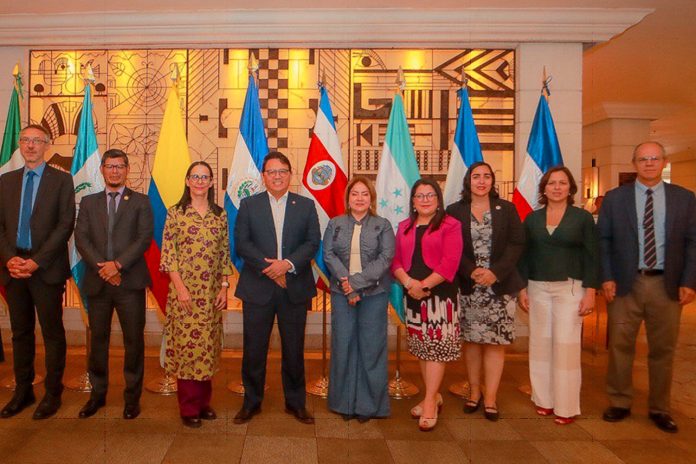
top-left (392, 178), bottom-right (463, 431)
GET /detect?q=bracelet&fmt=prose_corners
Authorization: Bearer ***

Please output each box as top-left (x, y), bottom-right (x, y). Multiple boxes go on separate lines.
top-left (404, 278), bottom-right (412, 289)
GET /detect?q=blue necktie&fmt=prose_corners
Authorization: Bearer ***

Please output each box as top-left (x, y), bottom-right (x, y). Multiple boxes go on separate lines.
top-left (17, 171), bottom-right (36, 250)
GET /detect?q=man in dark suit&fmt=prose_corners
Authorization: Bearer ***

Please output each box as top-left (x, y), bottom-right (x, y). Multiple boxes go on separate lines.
top-left (0, 124), bottom-right (75, 420)
top-left (74, 149), bottom-right (153, 420)
top-left (598, 141), bottom-right (696, 433)
top-left (233, 151), bottom-right (320, 425)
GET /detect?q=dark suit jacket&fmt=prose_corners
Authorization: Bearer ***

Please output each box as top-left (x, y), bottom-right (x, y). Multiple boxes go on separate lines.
top-left (0, 165), bottom-right (76, 285)
top-left (598, 182), bottom-right (696, 301)
top-left (234, 191), bottom-right (320, 305)
top-left (75, 188), bottom-right (153, 295)
top-left (446, 197), bottom-right (525, 296)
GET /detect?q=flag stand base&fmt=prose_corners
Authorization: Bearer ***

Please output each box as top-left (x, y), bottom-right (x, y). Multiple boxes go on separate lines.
top-left (448, 380), bottom-right (471, 398)
top-left (307, 376), bottom-right (329, 398)
top-left (1, 374), bottom-right (44, 391)
top-left (65, 372), bottom-right (92, 392)
top-left (145, 372), bottom-right (177, 395)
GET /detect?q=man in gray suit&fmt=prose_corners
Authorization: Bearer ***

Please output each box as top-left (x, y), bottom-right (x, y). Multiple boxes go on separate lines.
top-left (0, 124), bottom-right (75, 420)
top-left (598, 141), bottom-right (696, 433)
top-left (74, 148), bottom-right (153, 420)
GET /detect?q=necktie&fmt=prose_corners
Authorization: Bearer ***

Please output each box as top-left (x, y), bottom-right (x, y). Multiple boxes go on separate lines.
top-left (17, 171), bottom-right (36, 250)
top-left (107, 192), bottom-right (119, 260)
top-left (643, 188), bottom-right (657, 269)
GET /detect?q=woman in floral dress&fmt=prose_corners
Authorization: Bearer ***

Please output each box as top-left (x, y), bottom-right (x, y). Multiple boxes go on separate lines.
top-left (160, 161), bottom-right (233, 428)
top-left (446, 162), bottom-right (525, 421)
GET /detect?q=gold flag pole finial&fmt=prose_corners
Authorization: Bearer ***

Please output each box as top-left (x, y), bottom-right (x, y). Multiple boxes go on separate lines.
top-left (249, 53), bottom-right (259, 75)
top-left (84, 63), bottom-right (95, 84)
top-left (12, 63), bottom-right (20, 78)
top-left (318, 70), bottom-right (326, 89)
top-left (396, 66), bottom-right (406, 93)
top-left (542, 66), bottom-right (552, 99)
top-left (460, 68), bottom-right (469, 88)
top-left (170, 63), bottom-right (180, 84)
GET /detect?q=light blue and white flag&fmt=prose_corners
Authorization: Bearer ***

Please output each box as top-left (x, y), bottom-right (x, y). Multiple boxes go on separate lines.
top-left (224, 73), bottom-right (269, 272)
top-left (70, 83), bottom-right (105, 311)
top-left (443, 87), bottom-right (483, 207)
top-left (376, 92), bottom-right (420, 323)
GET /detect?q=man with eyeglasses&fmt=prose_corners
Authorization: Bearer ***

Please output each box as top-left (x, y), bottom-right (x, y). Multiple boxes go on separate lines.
top-left (598, 141), bottom-right (696, 433)
top-left (74, 148), bottom-right (153, 420)
top-left (0, 124), bottom-right (75, 419)
top-left (233, 151), bottom-right (320, 425)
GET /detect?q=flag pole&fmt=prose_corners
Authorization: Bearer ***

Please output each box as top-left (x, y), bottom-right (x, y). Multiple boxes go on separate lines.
top-left (145, 63), bottom-right (182, 397)
top-left (387, 66), bottom-right (418, 400)
top-left (307, 75), bottom-right (330, 398)
top-left (449, 68), bottom-right (472, 398)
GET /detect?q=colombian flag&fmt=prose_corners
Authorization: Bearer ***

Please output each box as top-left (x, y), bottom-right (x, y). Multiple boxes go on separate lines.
top-left (145, 82), bottom-right (191, 313)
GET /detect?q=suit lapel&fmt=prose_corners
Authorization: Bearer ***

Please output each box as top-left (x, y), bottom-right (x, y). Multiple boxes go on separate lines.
top-left (462, 203), bottom-right (474, 258)
top-left (112, 187), bottom-right (131, 227)
top-left (31, 165), bottom-right (53, 223)
top-left (664, 183), bottom-right (675, 240)
top-left (489, 199), bottom-right (502, 256)
top-left (281, 192), bottom-right (295, 254)
top-left (257, 192), bottom-right (278, 256)
top-left (94, 191), bottom-right (108, 236)
top-left (625, 183), bottom-right (639, 237)
top-left (6, 169), bottom-right (24, 239)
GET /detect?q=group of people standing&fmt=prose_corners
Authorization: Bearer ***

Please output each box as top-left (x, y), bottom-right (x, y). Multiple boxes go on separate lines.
top-left (0, 124), bottom-right (694, 435)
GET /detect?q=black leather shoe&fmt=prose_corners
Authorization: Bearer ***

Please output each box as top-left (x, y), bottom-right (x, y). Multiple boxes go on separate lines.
top-left (32, 395), bottom-right (61, 420)
top-left (356, 415), bottom-right (371, 423)
top-left (285, 407), bottom-right (315, 424)
top-left (200, 406), bottom-right (217, 420)
top-left (649, 412), bottom-right (678, 433)
top-left (78, 398), bottom-right (106, 418)
top-left (1, 391), bottom-right (35, 418)
top-left (123, 404), bottom-right (141, 420)
top-left (233, 406), bottom-right (260, 424)
top-left (602, 407), bottom-right (631, 422)
top-left (182, 415), bottom-right (202, 428)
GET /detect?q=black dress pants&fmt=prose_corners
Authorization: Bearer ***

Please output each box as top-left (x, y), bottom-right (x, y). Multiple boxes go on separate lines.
top-left (6, 276), bottom-right (66, 396)
top-left (241, 286), bottom-right (309, 411)
top-left (87, 284), bottom-right (146, 405)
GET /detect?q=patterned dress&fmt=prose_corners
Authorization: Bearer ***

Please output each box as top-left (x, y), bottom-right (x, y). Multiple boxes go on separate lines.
top-left (160, 205), bottom-right (233, 381)
top-left (405, 226), bottom-right (461, 362)
top-left (460, 211), bottom-right (515, 345)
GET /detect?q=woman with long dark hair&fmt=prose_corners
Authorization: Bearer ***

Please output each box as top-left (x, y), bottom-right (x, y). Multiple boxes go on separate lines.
top-left (446, 162), bottom-right (525, 421)
top-left (160, 161), bottom-right (233, 428)
top-left (518, 166), bottom-right (599, 425)
top-left (392, 178), bottom-right (463, 431)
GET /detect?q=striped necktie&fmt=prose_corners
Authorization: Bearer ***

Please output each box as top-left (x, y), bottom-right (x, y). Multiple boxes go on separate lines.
top-left (643, 188), bottom-right (657, 269)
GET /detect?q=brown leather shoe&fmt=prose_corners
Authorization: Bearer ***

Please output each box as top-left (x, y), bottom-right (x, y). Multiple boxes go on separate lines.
top-left (649, 412), bottom-right (678, 433)
top-left (233, 406), bottom-right (260, 424)
top-left (285, 407), bottom-right (314, 424)
top-left (1, 391), bottom-right (35, 418)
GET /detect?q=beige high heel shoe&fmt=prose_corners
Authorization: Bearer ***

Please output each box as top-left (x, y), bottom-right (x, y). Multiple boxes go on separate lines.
top-left (418, 407), bottom-right (439, 432)
top-left (410, 393), bottom-right (443, 419)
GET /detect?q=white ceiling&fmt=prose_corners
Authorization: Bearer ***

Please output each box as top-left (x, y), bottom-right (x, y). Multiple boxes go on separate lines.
top-left (2, 0), bottom-right (694, 155)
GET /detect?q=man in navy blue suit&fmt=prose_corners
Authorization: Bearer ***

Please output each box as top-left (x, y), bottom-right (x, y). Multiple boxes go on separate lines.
top-left (233, 151), bottom-right (320, 425)
top-left (598, 141), bottom-right (696, 433)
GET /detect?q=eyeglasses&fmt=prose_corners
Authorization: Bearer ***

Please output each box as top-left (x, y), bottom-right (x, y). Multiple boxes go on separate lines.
top-left (264, 169), bottom-right (290, 177)
top-left (103, 164), bottom-right (127, 170)
top-left (188, 174), bottom-right (211, 182)
top-left (635, 156), bottom-right (664, 163)
top-left (413, 192), bottom-right (437, 201)
top-left (19, 137), bottom-right (48, 145)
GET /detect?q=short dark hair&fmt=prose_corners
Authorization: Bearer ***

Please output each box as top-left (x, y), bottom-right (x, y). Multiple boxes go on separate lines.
top-left (460, 161), bottom-right (500, 203)
top-left (101, 148), bottom-right (129, 166)
top-left (538, 165), bottom-right (577, 206)
top-left (262, 151), bottom-right (292, 173)
top-left (21, 124), bottom-right (51, 142)
top-left (406, 178), bottom-right (446, 233)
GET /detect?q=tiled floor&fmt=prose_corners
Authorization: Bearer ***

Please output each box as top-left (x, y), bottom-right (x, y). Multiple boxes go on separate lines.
top-left (0, 304), bottom-right (694, 463)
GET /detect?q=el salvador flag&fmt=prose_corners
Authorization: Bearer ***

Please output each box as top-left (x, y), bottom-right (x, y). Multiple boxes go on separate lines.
top-left (512, 94), bottom-right (564, 220)
top-left (224, 74), bottom-right (269, 271)
top-left (376, 92), bottom-right (420, 323)
top-left (69, 83), bottom-right (105, 310)
top-left (443, 87), bottom-right (483, 207)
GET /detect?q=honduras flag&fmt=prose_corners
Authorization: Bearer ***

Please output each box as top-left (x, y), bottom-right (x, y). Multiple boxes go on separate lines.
top-left (69, 83), bottom-right (105, 311)
top-left (512, 94), bottom-right (564, 220)
top-left (376, 92), bottom-right (420, 323)
top-left (224, 74), bottom-right (269, 272)
top-left (300, 85), bottom-right (348, 288)
top-left (443, 87), bottom-right (483, 207)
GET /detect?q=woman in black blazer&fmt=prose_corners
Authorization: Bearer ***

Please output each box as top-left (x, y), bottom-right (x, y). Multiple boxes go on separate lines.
top-left (446, 162), bottom-right (525, 421)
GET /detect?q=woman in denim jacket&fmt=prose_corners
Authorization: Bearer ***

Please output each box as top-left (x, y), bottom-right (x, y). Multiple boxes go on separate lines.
top-left (323, 176), bottom-right (395, 423)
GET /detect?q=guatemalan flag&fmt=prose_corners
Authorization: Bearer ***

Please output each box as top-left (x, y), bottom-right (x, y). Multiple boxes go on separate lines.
top-left (300, 85), bottom-right (348, 287)
top-left (69, 82), bottom-right (105, 311)
top-left (443, 86), bottom-right (484, 207)
top-left (512, 94), bottom-right (564, 220)
top-left (376, 92), bottom-right (420, 323)
top-left (145, 81), bottom-right (191, 312)
top-left (224, 74), bottom-right (269, 272)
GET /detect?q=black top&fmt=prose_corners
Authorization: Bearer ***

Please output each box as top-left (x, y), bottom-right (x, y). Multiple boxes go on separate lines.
top-left (406, 225), bottom-right (457, 308)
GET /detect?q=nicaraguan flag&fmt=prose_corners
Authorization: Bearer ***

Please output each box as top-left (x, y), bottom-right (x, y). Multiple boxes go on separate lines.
top-left (69, 83), bottom-right (105, 311)
top-left (376, 92), bottom-right (420, 323)
top-left (300, 85), bottom-right (348, 287)
top-left (512, 94), bottom-right (564, 220)
top-left (443, 87), bottom-right (483, 207)
top-left (224, 74), bottom-right (269, 272)
top-left (145, 83), bottom-right (192, 312)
